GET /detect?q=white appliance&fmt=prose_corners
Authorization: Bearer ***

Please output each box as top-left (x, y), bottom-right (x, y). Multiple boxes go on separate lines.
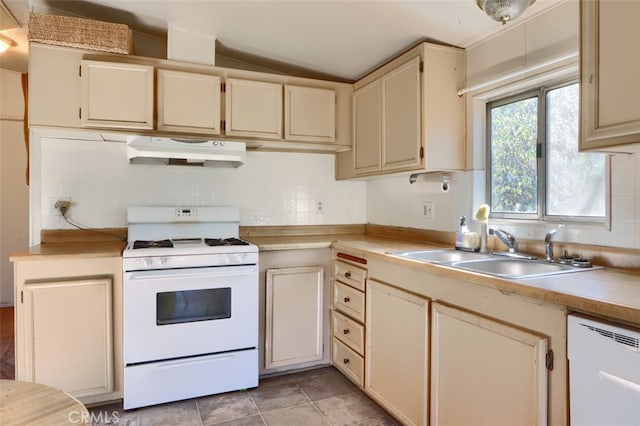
top-left (126, 136), bottom-right (246, 167)
top-left (568, 313), bottom-right (640, 426)
top-left (122, 206), bottom-right (258, 410)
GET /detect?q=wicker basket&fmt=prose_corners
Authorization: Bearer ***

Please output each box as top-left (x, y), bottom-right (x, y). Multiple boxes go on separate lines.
top-left (28, 12), bottom-right (132, 54)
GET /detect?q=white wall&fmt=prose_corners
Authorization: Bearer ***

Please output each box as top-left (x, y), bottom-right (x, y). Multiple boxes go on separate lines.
top-left (366, 1), bottom-right (640, 250)
top-left (33, 135), bottom-right (366, 241)
top-left (0, 69), bottom-right (29, 306)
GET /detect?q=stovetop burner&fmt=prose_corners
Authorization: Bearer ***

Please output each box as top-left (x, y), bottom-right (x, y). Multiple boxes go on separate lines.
top-left (205, 237), bottom-right (250, 247)
top-left (133, 239), bottom-right (174, 249)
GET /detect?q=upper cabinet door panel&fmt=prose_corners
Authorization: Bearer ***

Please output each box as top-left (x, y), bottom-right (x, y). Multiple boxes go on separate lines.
top-left (157, 70), bottom-right (221, 134)
top-left (381, 56), bottom-right (422, 171)
top-left (80, 60), bottom-right (154, 130)
top-left (284, 85), bottom-right (336, 142)
top-left (353, 80), bottom-right (382, 174)
top-left (580, 0), bottom-right (640, 151)
top-left (225, 78), bottom-right (283, 139)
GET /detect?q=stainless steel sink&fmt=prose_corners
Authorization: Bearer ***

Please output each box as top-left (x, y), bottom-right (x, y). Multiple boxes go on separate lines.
top-left (391, 249), bottom-right (492, 264)
top-left (390, 248), bottom-right (600, 279)
top-left (451, 258), bottom-right (593, 279)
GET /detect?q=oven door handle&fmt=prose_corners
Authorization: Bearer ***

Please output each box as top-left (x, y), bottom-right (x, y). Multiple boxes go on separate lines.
top-left (125, 265), bottom-right (257, 281)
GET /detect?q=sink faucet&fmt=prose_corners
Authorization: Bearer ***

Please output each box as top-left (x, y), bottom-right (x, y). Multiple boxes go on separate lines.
top-left (545, 229), bottom-right (557, 262)
top-left (491, 228), bottom-right (518, 253)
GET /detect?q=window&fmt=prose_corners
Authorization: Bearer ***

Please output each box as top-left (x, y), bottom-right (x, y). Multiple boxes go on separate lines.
top-left (487, 82), bottom-right (607, 222)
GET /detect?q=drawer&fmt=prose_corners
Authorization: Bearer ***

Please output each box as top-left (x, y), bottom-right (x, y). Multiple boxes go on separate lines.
top-left (332, 337), bottom-right (364, 388)
top-left (332, 310), bottom-right (365, 355)
top-left (333, 281), bottom-right (365, 323)
top-left (335, 260), bottom-right (367, 292)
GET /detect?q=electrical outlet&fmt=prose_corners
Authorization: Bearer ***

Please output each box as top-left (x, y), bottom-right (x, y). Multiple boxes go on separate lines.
top-left (315, 200), bottom-right (325, 214)
top-left (423, 201), bottom-right (435, 218)
top-left (51, 197), bottom-right (72, 216)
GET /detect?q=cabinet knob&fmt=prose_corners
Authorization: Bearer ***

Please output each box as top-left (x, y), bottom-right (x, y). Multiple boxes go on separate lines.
top-left (343, 358), bottom-right (350, 365)
top-left (343, 296), bottom-right (350, 303)
top-left (344, 271), bottom-right (351, 278)
top-left (343, 328), bottom-right (350, 335)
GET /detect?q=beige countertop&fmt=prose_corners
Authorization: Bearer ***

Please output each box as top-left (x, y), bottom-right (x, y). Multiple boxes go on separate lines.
top-left (9, 241), bottom-right (125, 262)
top-left (11, 229), bottom-right (639, 326)
top-left (330, 235), bottom-right (640, 326)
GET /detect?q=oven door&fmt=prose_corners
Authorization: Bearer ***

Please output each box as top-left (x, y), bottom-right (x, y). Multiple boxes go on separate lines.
top-left (124, 264), bottom-right (258, 364)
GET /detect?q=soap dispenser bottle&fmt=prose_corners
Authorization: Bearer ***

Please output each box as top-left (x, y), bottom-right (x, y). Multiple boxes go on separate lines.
top-left (455, 216), bottom-right (469, 250)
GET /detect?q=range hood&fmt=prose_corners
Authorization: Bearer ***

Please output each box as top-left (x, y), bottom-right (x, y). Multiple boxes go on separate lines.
top-left (127, 136), bottom-right (246, 167)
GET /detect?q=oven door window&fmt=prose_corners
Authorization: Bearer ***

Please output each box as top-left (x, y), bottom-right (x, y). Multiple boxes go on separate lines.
top-left (156, 288), bottom-right (231, 325)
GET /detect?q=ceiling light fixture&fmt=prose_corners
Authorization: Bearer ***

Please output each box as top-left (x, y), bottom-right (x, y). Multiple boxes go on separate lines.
top-left (0, 34), bottom-right (13, 53)
top-left (476, 0), bottom-right (536, 25)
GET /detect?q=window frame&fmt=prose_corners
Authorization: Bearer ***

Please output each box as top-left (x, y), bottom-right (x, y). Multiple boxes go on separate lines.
top-left (485, 79), bottom-right (610, 225)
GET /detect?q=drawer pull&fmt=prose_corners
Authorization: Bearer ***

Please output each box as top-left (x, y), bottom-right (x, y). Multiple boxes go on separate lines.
top-left (343, 358), bottom-right (350, 365)
top-left (343, 328), bottom-right (350, 335)
top-left (343, 296), bottom-right (350, 303)
top-left (344, 271), bottom-right (351, 278)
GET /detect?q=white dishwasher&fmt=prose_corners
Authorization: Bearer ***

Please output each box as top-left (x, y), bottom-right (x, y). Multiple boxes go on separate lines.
top-left (568, 314), bottom-right (640, 426)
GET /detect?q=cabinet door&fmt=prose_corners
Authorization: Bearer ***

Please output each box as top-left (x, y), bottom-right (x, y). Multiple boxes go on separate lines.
top-left (381, 57), bottom-right (422, 171)
top-left (265, 266), bottom-right (323, 369)
top-left (431, 303), bottom-right (548, 426)
top-left (353, 80), bottom-right (382, 174)
top-left (284, 85), bottom-right (335, 142)
top-left (80, 60), bottom-right (154, 129)
top-left (157, 69), bottom-right (221, 134)
top-left (581, 0), bottom-right (640, 150)
top-left (366, 279), bottom-right (428, 426)
top-left (225, 78), bottom-right (283, 139)
top-left (28, 44), bottom-right (82, 128)
top-left (22, 278), bottom-right (113, 399)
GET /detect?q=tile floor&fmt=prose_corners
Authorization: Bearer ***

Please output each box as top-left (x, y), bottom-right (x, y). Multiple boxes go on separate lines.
top-left (90, 367), bottom-right (399, 425)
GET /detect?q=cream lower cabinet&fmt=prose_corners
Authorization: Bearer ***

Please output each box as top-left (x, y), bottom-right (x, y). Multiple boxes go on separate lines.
top-left (22, 278), bottom-right (113, 399)
top-left (157, 69), bottom-right (222, 134)
top-left (365, 279), bottom-right (429, 426)
top-left (580, 0), bottom-right (640, 151)
top-left (264, 266), bottom-right (324, 369)
top-left (431, 303), bottom-right (548, 426)
top-left (80, 60), bottom-right (154, 130)
top-left (225, 78), bottom-right (283, 139)
top-left (12, 256), bottom-right (123, 405)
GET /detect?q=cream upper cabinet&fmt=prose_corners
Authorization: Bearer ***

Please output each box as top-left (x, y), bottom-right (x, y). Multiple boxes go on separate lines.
top-left (157, 69), bottom-right (221, 135)
top-left (80, 60), bottom-right (154, 130)
top-left (381, 57), bottom-right (422, 171)
top-left (353, 80), bottom-right (382, 174)
top-left (365, 278), bottom-right (429, 426)
top-left (338, 42), bottom-right (465, 179)
top-left (353, 57), bottom-right (420, 175)
top-left (264, 266), bottom-right (324, 369)
top-left (580, 0), bottom-right (640, 152)
top-left (225, 78), bottom-right (283, 139)
top-left (29, 44), bottom-right (82, 128)
top-left (431, 302), bottom-right (548, 426)
top-left (284, 85), bottom-right (335, 142)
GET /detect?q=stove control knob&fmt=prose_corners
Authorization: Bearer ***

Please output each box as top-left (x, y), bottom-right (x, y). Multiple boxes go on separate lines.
top-left (158, 257), bottom-right (168, 266)
top-left (143, 258), bottom-right (153, 268)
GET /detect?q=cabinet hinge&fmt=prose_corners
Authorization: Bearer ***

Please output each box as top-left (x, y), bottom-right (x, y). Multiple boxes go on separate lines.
top-left (20, 290), bottom-right (23, 304)
top-left (322, 343), bottom-right (325, 354)
top-left (79, 108), bottom-right (82, 120)
top-left (545, 349), bottom-right (554, 371)
top-left (221, 120), bottom-right (226, 131)
top-left (420, 146), bottom-right (424, 159)
top-left (419, 61), bottom-right (424, 73)
top-left (79, 65), bottom-right (82, 77)
top-left (221, 83), bottom-right (226, 93)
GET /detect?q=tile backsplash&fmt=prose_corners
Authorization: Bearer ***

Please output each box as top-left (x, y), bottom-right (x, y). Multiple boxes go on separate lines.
top-left (38, 137), bottom-right (366, 234)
